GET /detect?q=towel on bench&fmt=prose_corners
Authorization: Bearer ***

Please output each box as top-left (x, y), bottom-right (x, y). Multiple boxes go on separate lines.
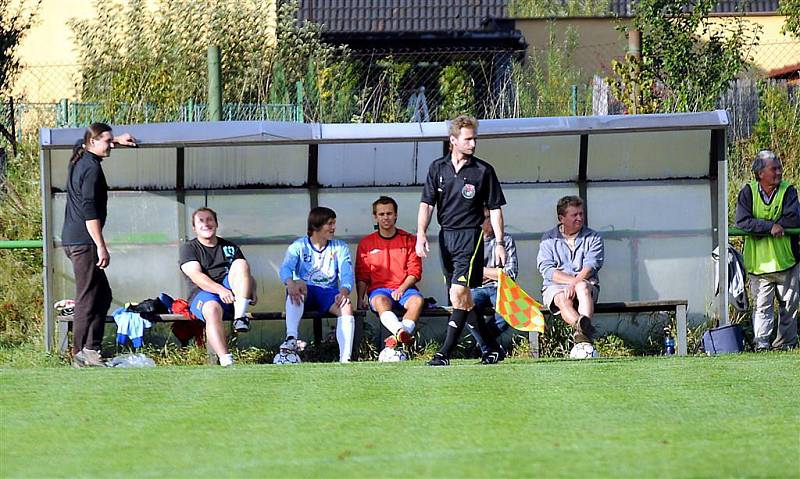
top-left (112, 307), bottom-right (152, 348)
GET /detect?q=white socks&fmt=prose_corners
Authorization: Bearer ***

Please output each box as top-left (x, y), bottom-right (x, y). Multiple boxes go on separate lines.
top-left (219, 353), bottom-right (234, 367)
top-left (379, 311), bottom-right (404, 336)
top-left (402, 318), bottom-right (416, 334)
top-left (336, 315), bottom-right (355, 363)
top-left (285, 296), bottom-right (304, 339)
top-left (234, 297), bottom-right (251, 319)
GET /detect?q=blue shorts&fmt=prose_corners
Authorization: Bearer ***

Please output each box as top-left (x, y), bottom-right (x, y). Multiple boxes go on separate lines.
top-left (368, 287), bottom-right (423, 312)
top-left (303, 284), bottom-right (340, 313)
top-left (189, 275), bottom-right (234, 322)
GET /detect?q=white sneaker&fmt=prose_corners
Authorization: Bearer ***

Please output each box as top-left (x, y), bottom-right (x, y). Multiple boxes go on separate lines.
top-left (219, 353), bottom-right (235, 367)
top-left (279, 338), bottom-right (307, 353)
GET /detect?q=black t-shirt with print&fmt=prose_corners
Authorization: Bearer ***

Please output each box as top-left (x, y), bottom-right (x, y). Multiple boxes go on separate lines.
top-left (179, 237), bottom-right (245, 298)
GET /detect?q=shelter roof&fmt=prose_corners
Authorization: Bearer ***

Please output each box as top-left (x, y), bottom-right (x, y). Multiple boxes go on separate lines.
top-left (41, 111), bottom-right (729, 149)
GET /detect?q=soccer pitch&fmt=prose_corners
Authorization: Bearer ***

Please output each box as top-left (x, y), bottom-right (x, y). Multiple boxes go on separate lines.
top-left (2, 353), bottom-right (798, 478)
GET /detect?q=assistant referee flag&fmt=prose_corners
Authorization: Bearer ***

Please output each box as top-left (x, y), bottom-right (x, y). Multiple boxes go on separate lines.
top-left (496, 271), bottom-right (545, 333)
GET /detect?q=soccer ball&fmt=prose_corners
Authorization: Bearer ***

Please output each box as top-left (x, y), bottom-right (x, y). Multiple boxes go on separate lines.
top-left (378, 347), bottom-right (407, 363)
top-left (273, 351), bottom-right (302, 364)
top-left (570, 342), bottom-right (599, 359)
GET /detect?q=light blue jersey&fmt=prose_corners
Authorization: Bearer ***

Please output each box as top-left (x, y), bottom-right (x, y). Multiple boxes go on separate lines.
top-left (279, 236), bottom-right (355, 291)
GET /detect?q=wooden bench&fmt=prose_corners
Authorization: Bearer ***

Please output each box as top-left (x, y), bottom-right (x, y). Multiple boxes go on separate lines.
top-left (528, 299), bottom-right (689, 357)
top-left (56, 311), bottom-right (368, 354)
top-left (57, 299), bottom-right (688, 358)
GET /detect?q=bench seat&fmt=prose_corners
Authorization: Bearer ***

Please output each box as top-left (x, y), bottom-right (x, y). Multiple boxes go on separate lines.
top-left (57, 300), bottom-right (688, 357)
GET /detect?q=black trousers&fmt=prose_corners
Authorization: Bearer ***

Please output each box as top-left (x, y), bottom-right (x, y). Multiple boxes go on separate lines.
top-left (65, 244), bottom-right (112, 354)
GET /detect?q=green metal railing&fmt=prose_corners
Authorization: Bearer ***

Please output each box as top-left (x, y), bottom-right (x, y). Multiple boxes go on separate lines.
top-left (0, 240), bottom-right (43, 249)
top-left (729, 227), bottom-right (800, 236)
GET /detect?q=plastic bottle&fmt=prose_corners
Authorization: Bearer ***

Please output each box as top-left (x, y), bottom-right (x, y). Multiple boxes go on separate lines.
top-left (664, 334), bottom-right (676, 356)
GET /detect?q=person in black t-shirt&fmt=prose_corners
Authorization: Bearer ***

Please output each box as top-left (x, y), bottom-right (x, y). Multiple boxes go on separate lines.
top-left (179, 207), bottom-right (257, 367)
top-left (416, 114), bottom-right (508, 366)
top-left (63, 122), bottom-right (136, 368)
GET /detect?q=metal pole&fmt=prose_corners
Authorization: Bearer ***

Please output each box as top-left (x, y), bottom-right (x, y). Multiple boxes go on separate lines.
top-left (571, 85), bottom-right (578, 116)
top-left (9, 98), bottom-right (17, 155)
top-left (40, 146), bottom-right (54, 352)
top-left (627, 29), bottom-right (641, 115)
top-left (0, 240), bottom-right (43, 249)
top-left (295, 81), bottom-right (304, 122)
top-left (59, 98), bottom-right (69, 127)
top-left (715, 130), bottom-right (729, 326)
top-left (207, 46), bottom-right (222, 121)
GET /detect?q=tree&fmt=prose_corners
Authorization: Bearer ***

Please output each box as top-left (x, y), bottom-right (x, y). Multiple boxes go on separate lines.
top-left (610, 0), bottom-right (760, 113)
top-left (0, 0), bottom-right (39, 150)
top-left (508, 0), bottom-right (609, 17)
top-left (779, 0), bottom-right (800, 38)
top-left (69, 0), bottom-right (348, 122)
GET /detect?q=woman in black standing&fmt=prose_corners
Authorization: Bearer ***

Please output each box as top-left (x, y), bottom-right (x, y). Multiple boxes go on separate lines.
top-left (63, 123), bottom-right (135, 367)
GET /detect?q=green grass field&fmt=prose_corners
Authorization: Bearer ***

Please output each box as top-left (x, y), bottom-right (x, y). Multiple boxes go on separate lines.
top-left (2, 352), bottom-right (798, 478)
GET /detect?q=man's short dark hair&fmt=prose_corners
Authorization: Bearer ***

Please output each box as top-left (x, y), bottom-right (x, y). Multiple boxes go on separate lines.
top-left (308, 206), bottom-right (336, 235)
top-left (372, 196), bottom-right (398, 214)
top-left (556, 196), bottom-right (584, 218)
top-left (191, 207), bottom-right (218, 225)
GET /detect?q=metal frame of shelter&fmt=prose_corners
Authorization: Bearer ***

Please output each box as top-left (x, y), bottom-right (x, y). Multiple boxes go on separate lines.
top-left (39, 111), bottom-right (730, 352)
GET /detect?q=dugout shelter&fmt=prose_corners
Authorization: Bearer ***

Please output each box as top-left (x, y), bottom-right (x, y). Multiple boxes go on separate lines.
top-left (39, 112), bottom-right (730, 351)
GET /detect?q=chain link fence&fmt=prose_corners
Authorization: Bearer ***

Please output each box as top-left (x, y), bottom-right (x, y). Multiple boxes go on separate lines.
top-left (0, 98), bottom-right (300, 144)
top-left (3, 40), bottom-right (797, 144)
top-left (719, 78), bottom-right (799, 142)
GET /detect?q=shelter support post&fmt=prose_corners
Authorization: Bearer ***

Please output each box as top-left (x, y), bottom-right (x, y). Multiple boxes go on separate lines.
top-left (713, 129), bottom-right (729, 325)
top-left (676, 304), bottom-right (688, 355)
top-left (41, 148), bottom-right (55, 352)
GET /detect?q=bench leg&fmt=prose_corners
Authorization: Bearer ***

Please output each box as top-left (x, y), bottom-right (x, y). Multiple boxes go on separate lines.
top-left (313, 317), bottom-right (323, 347)
top-left (57, 321), bottom-right (70, 354)
top-left (676, 304), bottom-right (688, 356)
top-left (528, 331), bottom-right (540, 359)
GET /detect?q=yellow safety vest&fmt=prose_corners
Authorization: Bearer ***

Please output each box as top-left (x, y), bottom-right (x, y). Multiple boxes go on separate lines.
top-left (743, 180), bottom-right (796, 275)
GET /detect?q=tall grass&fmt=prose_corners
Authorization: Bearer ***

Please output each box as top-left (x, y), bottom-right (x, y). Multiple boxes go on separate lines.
top-left (728, 81), bottom-right (800, 219)
top-left (0, 140), bottom-right (43, 347)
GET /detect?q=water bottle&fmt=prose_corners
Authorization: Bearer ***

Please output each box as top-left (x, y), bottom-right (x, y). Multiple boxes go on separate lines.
top-left (664, 334), bottom-right (676, 356)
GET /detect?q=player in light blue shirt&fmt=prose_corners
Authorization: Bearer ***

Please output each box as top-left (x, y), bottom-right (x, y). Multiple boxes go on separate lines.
top-left (277, 207), bottom-right (356, 363)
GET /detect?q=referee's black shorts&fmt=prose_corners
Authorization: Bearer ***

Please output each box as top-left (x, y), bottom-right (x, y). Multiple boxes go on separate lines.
top-left (439, 228), bottom-right (484, 289)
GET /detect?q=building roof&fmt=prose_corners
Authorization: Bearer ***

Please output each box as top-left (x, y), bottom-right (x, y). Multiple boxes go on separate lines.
top-left (298, 0), bottom-right (781, 32)
top-left (608, 0), bottom-right (779, 16)
top-left (298, 0), bottom-right (507, 32)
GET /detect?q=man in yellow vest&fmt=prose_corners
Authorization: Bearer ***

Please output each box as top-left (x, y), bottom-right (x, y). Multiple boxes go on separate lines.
top-left (735, 150), bottom-right (799, 351)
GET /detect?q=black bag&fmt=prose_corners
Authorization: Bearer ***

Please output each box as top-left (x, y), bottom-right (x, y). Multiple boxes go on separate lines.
top-left (702, 324), bottom-right (745, 355)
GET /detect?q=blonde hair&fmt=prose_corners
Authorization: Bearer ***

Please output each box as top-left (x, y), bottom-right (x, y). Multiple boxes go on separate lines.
top-left (448, 115), bottom-right (478, 138)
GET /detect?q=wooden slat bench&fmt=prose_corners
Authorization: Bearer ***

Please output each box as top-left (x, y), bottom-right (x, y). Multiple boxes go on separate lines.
top-left (56, 311), bottom-right (369, 355)
top-left (528, 299), bottom-right (689, 357)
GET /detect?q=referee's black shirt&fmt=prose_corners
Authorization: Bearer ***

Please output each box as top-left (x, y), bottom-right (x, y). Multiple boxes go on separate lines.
top-left (421, 154), bottom-right (506, 230)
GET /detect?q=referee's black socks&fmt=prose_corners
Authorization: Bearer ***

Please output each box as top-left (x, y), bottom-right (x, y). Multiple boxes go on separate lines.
top-left (439, 308), bottom-right (468, 356)
top-left (470, 309), bottom-right (501, 353)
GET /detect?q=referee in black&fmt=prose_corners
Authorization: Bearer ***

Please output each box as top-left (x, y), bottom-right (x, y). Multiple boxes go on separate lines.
top-left (416, 114), bottom-right (507, 366)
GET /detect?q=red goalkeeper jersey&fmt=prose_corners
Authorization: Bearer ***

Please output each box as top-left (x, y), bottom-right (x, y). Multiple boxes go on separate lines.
top-left (356, 229), bottom-right (422, 292)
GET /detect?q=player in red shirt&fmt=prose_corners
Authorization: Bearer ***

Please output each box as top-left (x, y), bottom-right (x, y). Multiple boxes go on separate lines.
top-left (356, 196), bottom-right (424, 352)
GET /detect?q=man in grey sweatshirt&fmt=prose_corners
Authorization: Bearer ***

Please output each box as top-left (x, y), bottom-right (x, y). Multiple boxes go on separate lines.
top-left (537, 196), bottom-right (604, 344)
